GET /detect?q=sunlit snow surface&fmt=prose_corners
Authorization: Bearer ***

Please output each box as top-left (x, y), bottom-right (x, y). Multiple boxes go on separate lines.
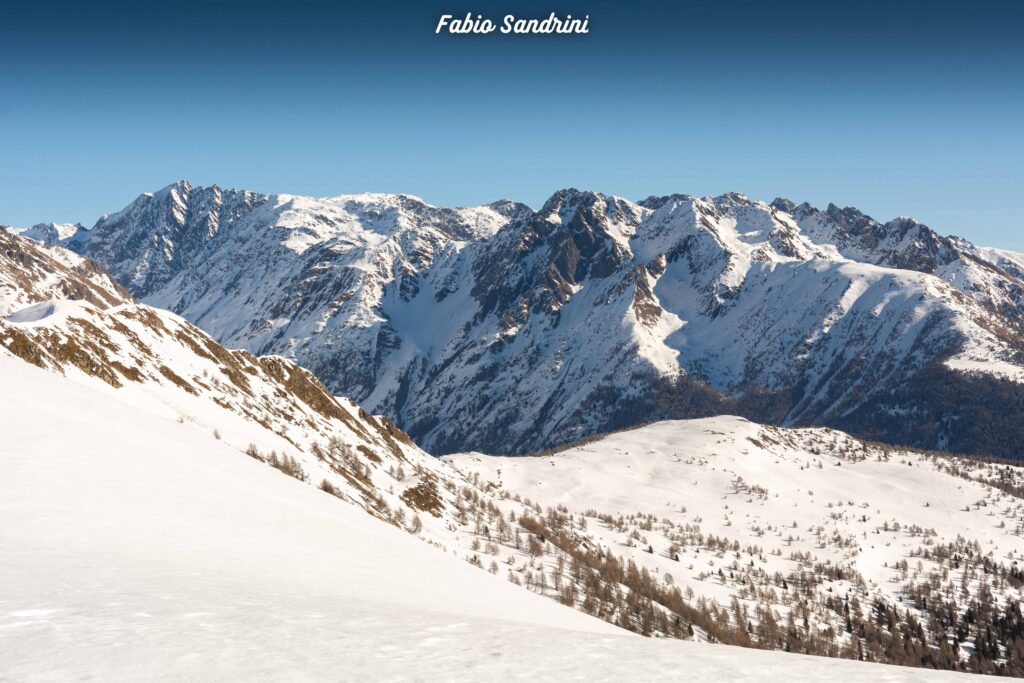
top-left (0, 357), bottom-right (992, 681)
top-left (446, 417), bottom-right (1024, 612)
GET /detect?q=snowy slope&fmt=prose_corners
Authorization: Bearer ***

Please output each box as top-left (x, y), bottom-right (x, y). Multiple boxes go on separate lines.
top-left (447, 416), bottom-right (1024, 597)
top-left (60, 182), bottom-right (1024, 458)
top-left (0, 357), bottom-right (607, 677)
top-left (0, 227), bottom-right (129, 316)
top-left (0, 232), bottom-right (470, 538)
top-left (0, 357), bottom-right (998, 681)
top-left (446, 417), bottom-right (1024, 674)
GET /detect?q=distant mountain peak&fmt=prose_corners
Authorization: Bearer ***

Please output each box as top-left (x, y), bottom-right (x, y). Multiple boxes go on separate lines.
top-left (11, 222), bottom-right (86, 245)
top-left (150, 178), bottom-right (192, 197)
top-left (637, 193), bottom-right (696, 210)
top-left (768, 197), bottom-right (797, 213)
top-left (709, 191), bottom-right (753, 207)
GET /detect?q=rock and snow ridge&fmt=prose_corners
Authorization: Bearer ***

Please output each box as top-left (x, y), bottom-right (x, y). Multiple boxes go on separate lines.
top-left (49, 180), bottom-right (1024, 459)
top-left (2, 221), bottom-right (85, 245)
top-left (0, 228), bottom-right (128, 315)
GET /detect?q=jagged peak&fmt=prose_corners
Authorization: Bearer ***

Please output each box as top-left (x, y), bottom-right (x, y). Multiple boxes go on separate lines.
top-left (141, 181), bottom-right (270, 210)
top-left (149, 179), bottom-right (193, 201)
top-left (637, 193), bottom-right (695, 210)
top-left (824, 202), bottom-right (876, 226)
top-left (485, 199), bottom-right (534, 220)
top-left (819, 204), bottom-right (942, 243)
top-left (540, 187), bottom-right (594, 212)
top-left (885, 215), bottom-right (927, 229)
top-left (642, 191), bottom-right (767, 215)
top-left (539, 188), bottom-right (644, 228)
top-left (769, 197), bottom-right (797, 213)
top-left (710, 191), bottom-right (753, 207)
top-left (539, 188), bottom-right (599, 225)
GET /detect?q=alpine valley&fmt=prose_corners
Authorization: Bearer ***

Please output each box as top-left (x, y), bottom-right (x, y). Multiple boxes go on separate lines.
top-left (4, 184), bottom-right (1024, 679)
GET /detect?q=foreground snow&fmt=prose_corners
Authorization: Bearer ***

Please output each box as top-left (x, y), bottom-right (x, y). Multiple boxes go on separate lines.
top-left (0, 357), bottom-right (992, 681)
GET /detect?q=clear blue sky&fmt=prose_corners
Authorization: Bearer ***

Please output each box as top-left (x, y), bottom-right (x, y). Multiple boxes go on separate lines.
top-left (1, 0), bottom-right (1022, 248)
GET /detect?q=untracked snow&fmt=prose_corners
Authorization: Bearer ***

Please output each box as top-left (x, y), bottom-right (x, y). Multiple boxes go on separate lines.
top-left (0, 356), bottom-right (994, 681)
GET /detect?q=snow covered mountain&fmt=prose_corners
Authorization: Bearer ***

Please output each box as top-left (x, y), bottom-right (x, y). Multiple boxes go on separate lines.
top-left (3, 231), bottom-right (1022, 677)
top-left (58, 181), bottom-right (1024, 459)
top-left (2, 221), bottom-right (85, 245)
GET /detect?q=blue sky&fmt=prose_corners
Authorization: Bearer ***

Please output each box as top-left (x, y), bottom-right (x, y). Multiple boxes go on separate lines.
top-left (1, 0), bottom-right (1022, 248)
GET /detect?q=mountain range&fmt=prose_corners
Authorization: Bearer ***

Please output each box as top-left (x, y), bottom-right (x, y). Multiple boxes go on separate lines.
top-left (26, 179), bottom-right (1024, 459)
top-left (3, 227), bottom-right (1024, 677)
